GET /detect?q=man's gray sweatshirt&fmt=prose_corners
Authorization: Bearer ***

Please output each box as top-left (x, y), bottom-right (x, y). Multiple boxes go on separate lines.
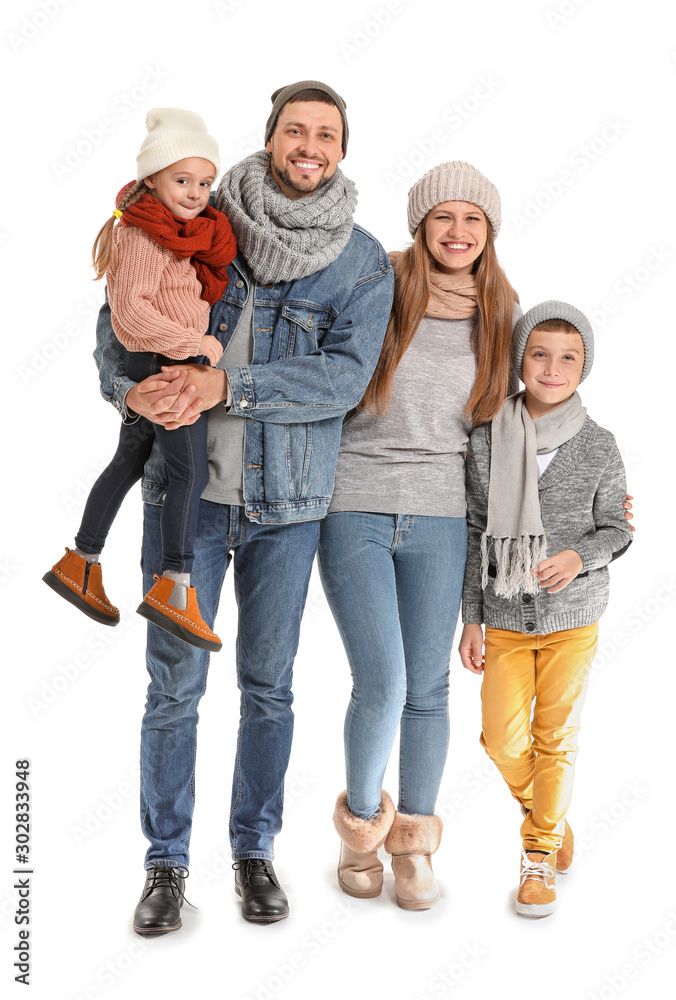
top-left (462, 415), bottom-right (633, 635)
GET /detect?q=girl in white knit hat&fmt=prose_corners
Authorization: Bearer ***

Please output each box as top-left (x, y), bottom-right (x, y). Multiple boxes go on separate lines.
top-left (44, 108), bottom-right (236, 652)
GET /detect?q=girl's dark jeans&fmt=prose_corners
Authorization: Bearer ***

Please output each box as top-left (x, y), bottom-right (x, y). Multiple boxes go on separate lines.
top-left (75, 349), bottom-right (209, 574)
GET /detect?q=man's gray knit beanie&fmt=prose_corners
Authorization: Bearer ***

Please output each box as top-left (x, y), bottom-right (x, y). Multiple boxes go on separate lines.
top-left (264, 80), bottom-right (349, 155)
top-left (407, 161), bottom-right (501, 237)
top-left (513, 300), bottom-right (594, 382)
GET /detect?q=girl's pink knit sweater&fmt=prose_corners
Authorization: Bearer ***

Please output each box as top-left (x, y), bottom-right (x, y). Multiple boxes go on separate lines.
top-left (107, 224), bottom-right (209, 359)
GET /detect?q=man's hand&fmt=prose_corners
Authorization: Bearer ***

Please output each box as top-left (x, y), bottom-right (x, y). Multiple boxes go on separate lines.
top-left (532, 549), bottom-right (583, 594)
top-left (624, 494), bottom-right (635, 532)
top-left (126, 368), bottom-right (198, 427)
top-left (459, 624), bottom-right (485, 674)
top-left (159, 363), bottom-right (228, 429)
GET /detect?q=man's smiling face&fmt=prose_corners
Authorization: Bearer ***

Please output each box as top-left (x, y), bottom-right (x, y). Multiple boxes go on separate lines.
top-left (266, 100), bottom-right (343, 200)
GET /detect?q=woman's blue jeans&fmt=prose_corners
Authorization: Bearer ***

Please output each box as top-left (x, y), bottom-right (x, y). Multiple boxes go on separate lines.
top-left (318, 512), bottom-right (467, 818)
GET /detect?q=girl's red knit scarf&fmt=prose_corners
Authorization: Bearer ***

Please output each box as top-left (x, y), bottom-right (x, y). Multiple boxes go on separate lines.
top-left (118, 190), bottom-right (237, 305)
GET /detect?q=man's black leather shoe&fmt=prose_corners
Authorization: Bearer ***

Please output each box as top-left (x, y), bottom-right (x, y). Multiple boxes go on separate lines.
top-left (234, 859), bottom-right (289, 923)
top-left (133, 866), bottom-right (189, 935)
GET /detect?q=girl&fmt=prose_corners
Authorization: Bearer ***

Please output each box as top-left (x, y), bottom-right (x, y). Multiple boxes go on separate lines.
top-left (319, 161), bottom-right (521, 908)
top-left (43, 108), bottom-right (236, 652)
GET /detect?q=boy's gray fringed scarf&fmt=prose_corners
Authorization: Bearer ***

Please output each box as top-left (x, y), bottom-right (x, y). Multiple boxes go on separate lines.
top-left (483, 391), bottom-right (587, 597)
top-left (215, 151), bottom-right (358, 285)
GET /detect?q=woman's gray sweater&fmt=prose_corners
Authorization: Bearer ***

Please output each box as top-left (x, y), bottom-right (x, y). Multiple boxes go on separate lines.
top-left (462, 415), bottom-right (632, 635)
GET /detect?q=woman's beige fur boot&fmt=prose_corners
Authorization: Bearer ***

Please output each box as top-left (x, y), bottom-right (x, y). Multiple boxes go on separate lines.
top-left (332, 791), bottom-right (395, 898)
top-left (384, 811), bottom-right (443, 910)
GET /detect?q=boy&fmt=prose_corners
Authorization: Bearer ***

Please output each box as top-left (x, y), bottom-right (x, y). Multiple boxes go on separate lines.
top-left (458, 300), bottom-right (632, 916)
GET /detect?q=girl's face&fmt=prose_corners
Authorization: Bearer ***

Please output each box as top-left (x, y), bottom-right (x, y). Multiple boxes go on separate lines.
top-left (424, 201), bottom-right (488, 275)
top-left (144, 157), bottom-right (216, 219)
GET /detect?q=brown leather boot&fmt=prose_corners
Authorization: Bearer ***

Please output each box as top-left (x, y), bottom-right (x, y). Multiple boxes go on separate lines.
top-left (137, 575), bottom-right (222, 652)
top-left (515, 850), bottom-right (557, 916)
top-left (43, 548), bottom-right (119, 625)
top-left (333, 791), bottom-right (395, 898)
top-left (384, 811), bottom-right (443, 910)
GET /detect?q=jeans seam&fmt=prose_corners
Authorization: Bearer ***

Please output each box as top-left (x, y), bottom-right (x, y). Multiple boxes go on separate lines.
top-left (229, 560), bottom-right (247, 857)
top-left (232, 851), bottom-right (274, 862)
top-left (144, 860), bottom-right (189, 871)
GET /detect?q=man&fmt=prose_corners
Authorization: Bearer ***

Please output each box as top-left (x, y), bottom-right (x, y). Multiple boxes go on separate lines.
top-left (94, 81), bottom-right (394, 933)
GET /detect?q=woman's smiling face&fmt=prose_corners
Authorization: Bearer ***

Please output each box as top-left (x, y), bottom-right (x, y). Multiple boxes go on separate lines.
top-left (424, 201), bottom-right (488, 275)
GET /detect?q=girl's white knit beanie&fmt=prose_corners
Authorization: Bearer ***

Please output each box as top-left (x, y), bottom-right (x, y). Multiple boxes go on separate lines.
top-left (136, 108), bottom-right (220, 181)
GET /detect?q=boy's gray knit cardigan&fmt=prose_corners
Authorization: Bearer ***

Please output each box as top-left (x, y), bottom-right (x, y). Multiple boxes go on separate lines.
top-left (462, 416), bottom-right (632, 635)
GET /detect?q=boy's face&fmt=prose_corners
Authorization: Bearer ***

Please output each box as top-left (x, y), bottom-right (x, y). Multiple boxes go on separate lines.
top-left (522, 327), bottom-right (585, 418)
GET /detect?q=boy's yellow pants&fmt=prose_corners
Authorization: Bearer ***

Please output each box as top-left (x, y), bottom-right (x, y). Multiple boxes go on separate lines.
top-left (481, 623), bottom-right (599, 853)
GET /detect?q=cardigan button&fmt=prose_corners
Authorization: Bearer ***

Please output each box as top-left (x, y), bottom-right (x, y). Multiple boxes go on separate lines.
top-left (522, 594), bottom-right (532, 604)
top-left (525, 623), bottom-right (535, 632)
top-left (219, 323), bottom-right (227, 332)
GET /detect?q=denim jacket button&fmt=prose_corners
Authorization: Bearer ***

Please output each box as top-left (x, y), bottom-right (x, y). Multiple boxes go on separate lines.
top-left (235, 280), bottom-right (244, 289)
top-left (240, 396), bottom-right (248, 408)
top-left (219, 323), bottom-right (227, 332)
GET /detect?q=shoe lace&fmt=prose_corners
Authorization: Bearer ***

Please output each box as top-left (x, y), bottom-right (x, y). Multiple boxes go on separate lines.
top-left (232, 858), bottom-right (274, 886)
top-left (519, 853), bottom-right (554, 885)
top-left (143, 866), bottom-right (197, 908)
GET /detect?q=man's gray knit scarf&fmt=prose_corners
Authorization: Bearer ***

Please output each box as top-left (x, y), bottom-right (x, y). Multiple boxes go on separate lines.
top-left (482, 391), bottom-right (587, 597)
top-left (215, 151), bottom-right (358, 285)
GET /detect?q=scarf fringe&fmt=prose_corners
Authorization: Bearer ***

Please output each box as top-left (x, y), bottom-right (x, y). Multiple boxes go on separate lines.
top-left (481, 532), bottom-right (548, 598)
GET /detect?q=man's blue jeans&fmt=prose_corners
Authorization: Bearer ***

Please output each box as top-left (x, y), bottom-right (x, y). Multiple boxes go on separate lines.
top-left (140, 499), bottom-right (319, 869)
top-left (318, 513), bottom-right (467, 819)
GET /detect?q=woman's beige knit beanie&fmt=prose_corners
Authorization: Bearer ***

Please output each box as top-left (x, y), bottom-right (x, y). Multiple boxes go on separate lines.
top-left (407, 160), bottom-right (501, 237)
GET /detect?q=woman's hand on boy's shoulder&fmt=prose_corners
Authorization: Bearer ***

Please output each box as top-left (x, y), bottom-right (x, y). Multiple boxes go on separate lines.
top-left (532, 549), bottom-right (584, 594)
top-left (459, 624), bottom-right (485, 674)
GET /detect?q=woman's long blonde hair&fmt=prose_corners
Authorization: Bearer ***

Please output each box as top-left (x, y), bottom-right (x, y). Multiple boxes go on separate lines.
top-left (360, 217), bottom-right (519, 427)
top-left (91, 180), bottom-right (148, 280)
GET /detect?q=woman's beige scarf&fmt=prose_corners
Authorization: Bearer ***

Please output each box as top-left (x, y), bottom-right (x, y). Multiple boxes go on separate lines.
top-left (388, 252), bottom-right (479, 319)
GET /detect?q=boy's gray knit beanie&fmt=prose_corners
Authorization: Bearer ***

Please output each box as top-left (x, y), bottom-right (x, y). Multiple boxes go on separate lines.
top-left (513, 300), bottom-right (594, 382)
top-left (407, 161), bottom-right (501, 237)
top-left (264, 80), bottom-right (349, 155)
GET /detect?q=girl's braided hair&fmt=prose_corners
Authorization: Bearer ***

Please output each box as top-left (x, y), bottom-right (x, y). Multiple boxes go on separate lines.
top-left (91, 180), bottom-right (148, 280)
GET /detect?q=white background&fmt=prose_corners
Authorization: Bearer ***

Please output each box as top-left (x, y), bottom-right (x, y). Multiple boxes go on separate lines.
top-left (2, 0), bottom-right (675, 998)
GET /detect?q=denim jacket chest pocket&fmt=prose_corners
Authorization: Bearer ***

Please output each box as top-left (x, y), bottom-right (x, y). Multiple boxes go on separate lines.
top-left (277, 305), bottom-right (332, 359)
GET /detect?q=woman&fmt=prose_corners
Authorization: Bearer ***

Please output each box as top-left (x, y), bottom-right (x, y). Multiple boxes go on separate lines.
top-left (317, 160), bottom-right (521, 909)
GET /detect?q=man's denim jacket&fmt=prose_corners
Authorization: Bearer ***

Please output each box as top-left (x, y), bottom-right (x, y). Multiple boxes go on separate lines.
top-left (94, 224), bottom-right (394, 524)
